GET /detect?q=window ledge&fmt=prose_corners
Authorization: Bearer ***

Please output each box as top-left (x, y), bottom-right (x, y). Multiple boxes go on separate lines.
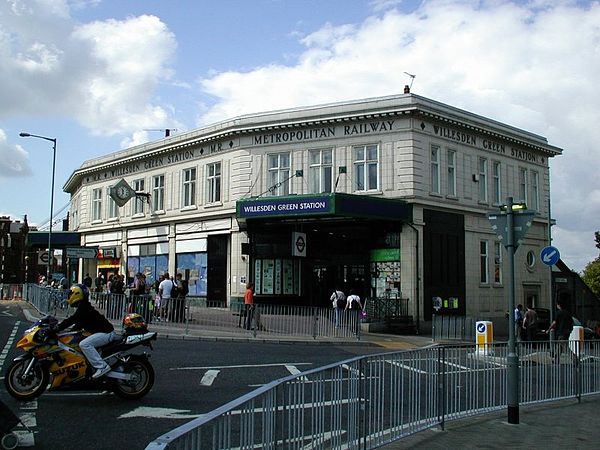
top-left (429, 192), bottom-right (443, 197)
top-left (91, 219), bottom-right (102, 225)
top-left (132, 213), bottom-right (145, 219)
top-left (204, 202), bottom-right (223, 209)
top-left (151, 210), bottom-right (165, 216)
top-left (107, 217), bottom-right (119, 223)
top-left (181, 205), bottom-right (198, 212)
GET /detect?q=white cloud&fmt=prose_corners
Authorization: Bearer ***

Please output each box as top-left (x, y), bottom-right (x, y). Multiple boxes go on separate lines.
top-left (0, 2), bottom-right (177, 137)
top-left (0, 129), bottom-right (32, 178)
top-left (197, 1), bottom-right (600, 271)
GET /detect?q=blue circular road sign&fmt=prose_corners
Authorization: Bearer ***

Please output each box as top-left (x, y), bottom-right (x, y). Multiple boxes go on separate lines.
top-left (540, 246), bottom-right (560, 266)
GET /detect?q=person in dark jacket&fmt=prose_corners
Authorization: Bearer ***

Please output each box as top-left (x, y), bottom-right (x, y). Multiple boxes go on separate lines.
top-left (56, 284), bottom-right (116, 379)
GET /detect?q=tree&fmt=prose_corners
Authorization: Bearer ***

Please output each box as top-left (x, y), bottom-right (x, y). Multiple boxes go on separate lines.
top-left (595, 231), bottom-right (600, 252)
top-left (582, 258), bottom-right (600, 297)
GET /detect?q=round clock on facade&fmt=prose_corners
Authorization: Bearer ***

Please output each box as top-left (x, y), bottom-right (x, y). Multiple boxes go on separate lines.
top-left (116, 186), bottom-right (131, 199)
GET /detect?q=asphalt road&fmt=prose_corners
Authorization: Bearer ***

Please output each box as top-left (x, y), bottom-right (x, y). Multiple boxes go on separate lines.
top-left (0, 302), bottom-right (385, 450)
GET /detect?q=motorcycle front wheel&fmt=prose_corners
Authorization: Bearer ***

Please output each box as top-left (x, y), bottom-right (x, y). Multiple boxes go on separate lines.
top-left (113, 355), bottom-right (155, 400)
top-left (4, 358), bottom-right (49, 400)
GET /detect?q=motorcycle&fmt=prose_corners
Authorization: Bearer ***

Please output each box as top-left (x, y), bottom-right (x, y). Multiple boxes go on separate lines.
top-left (4, 314), bottom-right (157, 401)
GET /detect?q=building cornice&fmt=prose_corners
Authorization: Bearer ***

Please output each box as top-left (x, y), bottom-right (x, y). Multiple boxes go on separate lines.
top-left (63, 93), bottom-right (563, 193)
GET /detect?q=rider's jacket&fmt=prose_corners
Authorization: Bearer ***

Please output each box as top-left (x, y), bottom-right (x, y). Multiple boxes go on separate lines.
top-left (57, 301), bottom-right (114, 334)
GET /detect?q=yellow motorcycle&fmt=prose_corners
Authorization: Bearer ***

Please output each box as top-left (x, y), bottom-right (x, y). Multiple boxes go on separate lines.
top-left (4, 314), bottom-right (157, 401)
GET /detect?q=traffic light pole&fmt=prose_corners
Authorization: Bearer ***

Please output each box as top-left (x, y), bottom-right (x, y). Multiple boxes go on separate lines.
top-left (506, 196), bottom-right (520, 424)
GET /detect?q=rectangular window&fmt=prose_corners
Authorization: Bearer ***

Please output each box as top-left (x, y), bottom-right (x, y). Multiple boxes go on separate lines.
top-left (493, 161), bottom-right (502, 204)
top-left (447, 149), bottom-right (456, 196)
top-left (480, 240), bottom-right (489, 284)
top-left (519, 168), bottom-right (528, 205)
top-left (494, 241), bottom-right (502, 284)
top-left (107, 190), bottom-right (118, 219)
top-left (152, 175), bottom-right (165, 212)
top-left (182, 167), bottom-right (197, 207)
top-left (267, 153), bottom-right (290, 196)
top-left (207, 162), bottom-right (221, 203)
top-left (133, 178), bottom-right (145, 215)
top-left (353, 144), bottom-right (379, 191)
top-left (531, 170), bottom-right (539, 211)
top-left (309, 148), bottom-right (333, 193)
top-left (430, 145), bottom-right (440, 194)
top-left (92, 188), bottom-right (102, 221)
top-left (478, 157), bottom-right (488, 202)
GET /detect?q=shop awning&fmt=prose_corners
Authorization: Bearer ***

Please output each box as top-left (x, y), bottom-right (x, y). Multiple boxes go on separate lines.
top-left (236, 193), bottom-right (412, 223)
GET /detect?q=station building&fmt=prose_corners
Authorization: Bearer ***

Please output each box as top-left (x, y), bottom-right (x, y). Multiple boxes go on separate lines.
top-left (63, 91), bottom-right (562, 328)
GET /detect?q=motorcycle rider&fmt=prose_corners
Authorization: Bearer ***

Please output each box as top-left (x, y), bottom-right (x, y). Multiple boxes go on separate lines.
top-left (56, 284), bottom-right (117, 379)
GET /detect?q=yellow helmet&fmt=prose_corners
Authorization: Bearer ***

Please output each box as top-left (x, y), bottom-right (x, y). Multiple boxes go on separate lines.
top-left (67, 284), bottom-right (89, 307)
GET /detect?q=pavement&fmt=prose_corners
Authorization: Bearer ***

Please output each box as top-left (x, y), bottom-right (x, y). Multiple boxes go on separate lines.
top-left (5, 299), bottom-right (600, 449)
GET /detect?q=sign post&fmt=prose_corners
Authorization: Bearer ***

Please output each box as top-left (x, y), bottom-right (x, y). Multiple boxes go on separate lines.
top-left (488, 197), bottom-right (533, 425)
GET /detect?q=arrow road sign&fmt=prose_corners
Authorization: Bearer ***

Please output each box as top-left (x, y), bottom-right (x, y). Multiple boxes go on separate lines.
top-left (66, 247), bottom-right (98, 259)
top-left (487, 211), bottom-right (535, 249)
top-left (540, 246), bottom-right (560, 266)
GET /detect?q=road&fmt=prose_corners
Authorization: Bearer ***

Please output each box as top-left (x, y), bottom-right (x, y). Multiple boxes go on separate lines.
top-left (0, 301), bottom-right (384, 450)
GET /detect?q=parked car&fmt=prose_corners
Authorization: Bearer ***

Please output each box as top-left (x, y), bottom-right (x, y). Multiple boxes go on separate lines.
top-left (572, 317), bottom-right (599, 340)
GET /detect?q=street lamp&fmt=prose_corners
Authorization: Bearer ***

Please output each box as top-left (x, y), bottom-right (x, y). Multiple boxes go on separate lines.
top-left (19, 132), bottom-right (57, 282)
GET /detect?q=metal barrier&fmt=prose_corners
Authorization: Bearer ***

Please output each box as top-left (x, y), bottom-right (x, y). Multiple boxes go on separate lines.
top-left (432, 314), bottom-right (476, 341)
top-left (146, 340), bottom-right (600, 449)
top-left (24, 285), bottom-right (364, 340)
top-left (0, 283), bottom-right (25, 300)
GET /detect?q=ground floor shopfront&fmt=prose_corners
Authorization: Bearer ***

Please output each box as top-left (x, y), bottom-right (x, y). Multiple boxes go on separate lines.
top-left (237, 193), bottom-right (416, 310)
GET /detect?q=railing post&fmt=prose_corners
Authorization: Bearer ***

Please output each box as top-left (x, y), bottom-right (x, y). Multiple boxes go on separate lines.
top-left (312, 307), bottom-right (318, 340)
top-left (437, 346), bottom-right (446, 430)
top-left (576, 341), bottom-right (581, 403)
top-left (359, 357), bottom-right (366, 450)
top-left (184, 297), bottom-right (190, 335)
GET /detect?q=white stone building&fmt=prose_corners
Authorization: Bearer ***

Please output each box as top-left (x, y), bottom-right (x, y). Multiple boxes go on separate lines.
top-left (63, 92), bottom-right (562, 328)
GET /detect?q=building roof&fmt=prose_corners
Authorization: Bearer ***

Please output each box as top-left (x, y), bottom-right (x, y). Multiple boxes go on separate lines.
top-left (63, 92), bottom-right (563, 193)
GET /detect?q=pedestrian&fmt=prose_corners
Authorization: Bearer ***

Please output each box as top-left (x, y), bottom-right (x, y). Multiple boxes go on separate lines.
top-left (157, 272), bottom-right (175, 322)
top-left (330, 286), bottom-right (346, 328)
top-left (522, 304), bottom-right (538, 342)
top-left (345, 289), bottom-right (363, 336)
top-left (244, 282), bottom-right (255, 330)
top-left (83, 273), bottom-right (93, 289)
top-left (94, 272), bottom-right (104, 293)
top-left (514, 304), bottom-right (524, 341)
top-left (546, 300), bottom-right (574, 362)
top-left (171, 273), bottom-right (189, 322)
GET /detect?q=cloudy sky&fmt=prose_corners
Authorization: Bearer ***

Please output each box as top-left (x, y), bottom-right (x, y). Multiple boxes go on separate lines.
top-left (0, 0), bottom-right (598, 272)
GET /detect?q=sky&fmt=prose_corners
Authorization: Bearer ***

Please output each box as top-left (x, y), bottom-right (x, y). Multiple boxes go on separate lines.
top-left (0, 0), bottom-right (599, 272)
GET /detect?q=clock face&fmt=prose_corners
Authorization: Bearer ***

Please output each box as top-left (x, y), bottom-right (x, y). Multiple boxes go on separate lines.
top-left (116, 186), bottom-right (130, 199)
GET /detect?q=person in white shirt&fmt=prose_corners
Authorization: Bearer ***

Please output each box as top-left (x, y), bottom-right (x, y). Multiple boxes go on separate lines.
top-left (158, 272), bottom-right (175, 322)
top-left (330, 287), bottom-right (346, 328)
top-left (345, 289), bottom-right (363, 336)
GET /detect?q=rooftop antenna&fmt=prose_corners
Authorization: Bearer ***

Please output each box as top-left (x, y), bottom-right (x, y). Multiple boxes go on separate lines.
top-left (143, 128), bottom-right (178, 137)
top-left (404, 72), bottom-right (416, 90)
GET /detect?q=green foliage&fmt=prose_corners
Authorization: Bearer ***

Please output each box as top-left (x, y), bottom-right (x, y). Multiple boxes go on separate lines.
top-left (582, 258), bottom-right (600, 297)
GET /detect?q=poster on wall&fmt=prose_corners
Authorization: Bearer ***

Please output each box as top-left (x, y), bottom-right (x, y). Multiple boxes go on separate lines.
top-left (263, 259), bottom-right (274, 294)
top-left (274, 260), bottom-right (282, 295)
top-left (283, 260), bottom-right (294, 295)
top-left (254, 260), bottom-right (262, 294)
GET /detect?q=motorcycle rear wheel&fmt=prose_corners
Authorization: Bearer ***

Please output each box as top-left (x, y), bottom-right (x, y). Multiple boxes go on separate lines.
top-left (113, 355), bottom-right (155, 400)
top-left (4, 358), bottom-right (49, 401)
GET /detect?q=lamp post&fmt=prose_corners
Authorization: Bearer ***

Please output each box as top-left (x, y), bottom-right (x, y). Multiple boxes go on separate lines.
top-left (19, 132), bottom-right (57, 282)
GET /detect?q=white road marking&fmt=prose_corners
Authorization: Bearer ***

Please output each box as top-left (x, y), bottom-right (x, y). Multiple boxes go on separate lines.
top-left (386, 360), bottom-right (428, 374)
top-left (118, 406), bottom-right (204, 419)
top-left (171, 362), bottom-right (312, 370)
top-left (0, 320), bottom-right (20, 369)
top-left (285, 365), bottom-right (309, 381)
top-left (200, 369), bottom-right (220, 386)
